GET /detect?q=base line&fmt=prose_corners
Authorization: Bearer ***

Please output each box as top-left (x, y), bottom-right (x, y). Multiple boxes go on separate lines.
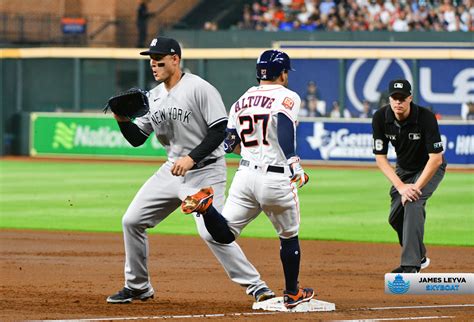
top-left (44, 311), bottom-right (281, 321)
top-left (42, 303), bottom-right (474, 321)
top-left (367, 304), bottom-right (474, 310)
top-left (341, 316), bottom-right (454, 321)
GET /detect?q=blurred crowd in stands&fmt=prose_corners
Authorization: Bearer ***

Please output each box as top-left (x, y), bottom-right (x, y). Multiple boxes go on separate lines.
top-left (234, 0), bottom-right (473, 32)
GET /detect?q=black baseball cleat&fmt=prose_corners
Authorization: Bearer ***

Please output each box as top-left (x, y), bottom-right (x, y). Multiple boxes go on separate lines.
top-left (421, 257), bottom-right (430, 270)
top-left (391, 266), bottom-right (420, 273)
top-left (254, 287), bottom-right (275, 302)
top-left (106, 287), bottom-right (154, 304)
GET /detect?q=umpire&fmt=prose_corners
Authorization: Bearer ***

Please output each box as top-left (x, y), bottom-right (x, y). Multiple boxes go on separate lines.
top-left (372, 79), bottom-right (446, 273)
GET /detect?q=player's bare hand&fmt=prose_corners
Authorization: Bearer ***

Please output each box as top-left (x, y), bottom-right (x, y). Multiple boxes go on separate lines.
top-left (401, 195), bottom-right (409, 206)
top-left (171, 155), bottom-right (195, 176)
top-left (233, 144), bottom-right (241, 155)
top-left (397, 183), bottom-right (421, 202)
top-left (113, 113), bottom-right (130, 122)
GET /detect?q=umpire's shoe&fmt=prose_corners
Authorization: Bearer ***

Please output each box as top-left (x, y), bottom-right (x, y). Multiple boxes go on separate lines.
top-left (107, 287), bottom-right (154, 304)
top-left (254, 287), bottom-right (275, 302)
top-left (421, 256), bottom-right (430, 270)
top-left (181, 187), bottom-right (214, 214)
top-left (391, 266), bottom-right (420, 273)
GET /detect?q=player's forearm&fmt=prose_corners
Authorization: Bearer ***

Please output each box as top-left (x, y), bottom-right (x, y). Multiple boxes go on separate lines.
top-left (117, 121), bottom-right (148, 147)
top-left (188, 120), bottom-right (226, 163)
top-left (414, 153), bottom-right (443, 190)
top-left (375, 155), bottom-right (404, 190)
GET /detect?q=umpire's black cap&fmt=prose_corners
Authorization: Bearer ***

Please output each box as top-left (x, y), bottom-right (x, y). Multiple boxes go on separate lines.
top-left (388, 79), bottom-right (412, 97)
top-left (140, 37), bottom-right (181, 58)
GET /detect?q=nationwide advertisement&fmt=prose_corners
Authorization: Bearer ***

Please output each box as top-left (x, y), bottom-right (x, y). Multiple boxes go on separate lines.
top-left (30, 113), bottom-right (167, 158)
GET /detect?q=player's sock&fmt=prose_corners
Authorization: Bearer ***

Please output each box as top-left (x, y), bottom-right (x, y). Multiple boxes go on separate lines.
top-left (202, 205), bottom-right (235, 244)
top-left (280, 236), bottom-right (301, 293)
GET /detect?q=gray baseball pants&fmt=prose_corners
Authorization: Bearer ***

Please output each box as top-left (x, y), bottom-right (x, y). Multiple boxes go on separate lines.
top-left (120, 158), bottom-right (268, 295)
top-left (389, 162), bottom-right (446, 267)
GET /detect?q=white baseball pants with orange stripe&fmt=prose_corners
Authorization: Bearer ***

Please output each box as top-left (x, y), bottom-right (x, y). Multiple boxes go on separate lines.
top-left (223, 161), bottom-right (301, 239)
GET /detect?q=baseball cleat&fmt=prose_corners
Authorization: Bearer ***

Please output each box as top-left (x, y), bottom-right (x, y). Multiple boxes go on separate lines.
top-left (283, 287), bottom-right (314, 308)
top-left (391, 265), bottom-right (420, 273)
top-left (181, 187), bottom-right (214, 214)
top-left (106, 287), bottom-right (154, 304)
top-left (421, 257), bottom-right (430, 270)
top-left (254, 287), bottom-right (275, 302)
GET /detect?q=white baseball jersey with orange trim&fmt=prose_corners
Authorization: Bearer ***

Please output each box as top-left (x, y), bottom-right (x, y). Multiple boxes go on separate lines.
top-left (223, 84), bottom-right (302, 239)
top-left (228, 84), bottom-right (301, 167)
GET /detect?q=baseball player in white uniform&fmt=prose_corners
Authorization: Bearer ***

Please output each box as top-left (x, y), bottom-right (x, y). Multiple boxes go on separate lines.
top-left (182, 50), bottom-right (314, 309)
top-left (107, 37), bottom-right (274, 304)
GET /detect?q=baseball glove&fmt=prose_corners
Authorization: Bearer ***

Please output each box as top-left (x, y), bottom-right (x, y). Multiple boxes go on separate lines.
top-left (103, 87), bottom-right (149, 118)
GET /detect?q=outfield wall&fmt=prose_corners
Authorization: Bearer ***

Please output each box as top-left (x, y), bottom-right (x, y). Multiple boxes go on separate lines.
top-left (2, 45), bottom-right (473, 156)
top-left (22, 113), bottom-right (474, 166)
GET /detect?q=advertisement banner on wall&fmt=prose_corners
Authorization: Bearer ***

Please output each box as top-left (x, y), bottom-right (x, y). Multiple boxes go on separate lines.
top-left (292, 58), bottom-right (473, 118)
top-left (29, 113), bottom-right (241, 160)
top-left (297, 119), bottom-right (473, 165)
top-left (344, 58), bottom-right (414, 117)
top-left (343, 58), bottom-right (474, 117)
top-left (29, 113), bottom-right (473, 165)
top-left (417, 59), bottom-right (474, 116)
top-left (30, 113), bottom-right (167, 158)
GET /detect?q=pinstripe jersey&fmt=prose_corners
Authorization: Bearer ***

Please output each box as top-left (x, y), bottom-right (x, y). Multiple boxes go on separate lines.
top-left (134, 73), bottom-right (228, 162)
top-left (228, 84), bottom-right (301, 166)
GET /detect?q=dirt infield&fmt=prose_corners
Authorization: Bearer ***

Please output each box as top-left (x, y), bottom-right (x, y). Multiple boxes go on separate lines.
top-left (1, 230), bottom-right (473, 321)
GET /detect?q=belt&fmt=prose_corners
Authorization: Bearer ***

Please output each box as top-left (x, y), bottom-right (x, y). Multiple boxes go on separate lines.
top-left (191, 158), bottom-right (218, 170)
top-left (240, 159), bottom-right (285, 173)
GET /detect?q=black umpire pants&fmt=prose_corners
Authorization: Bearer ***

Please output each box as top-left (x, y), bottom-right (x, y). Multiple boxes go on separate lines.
top-left (388, 162), bottom-right (446, 267)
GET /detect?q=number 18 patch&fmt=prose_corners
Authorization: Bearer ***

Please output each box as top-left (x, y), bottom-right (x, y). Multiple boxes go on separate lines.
top-left (282, 97), bottom-right (294, 110)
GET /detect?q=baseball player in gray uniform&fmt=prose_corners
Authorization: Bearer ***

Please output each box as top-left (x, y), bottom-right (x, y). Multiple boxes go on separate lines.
top-left (107, 37), bottom-right (274, 303)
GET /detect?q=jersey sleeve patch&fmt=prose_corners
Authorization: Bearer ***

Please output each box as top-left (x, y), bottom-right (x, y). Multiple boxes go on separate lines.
top-left (282, 97), bottom-right (295, 110)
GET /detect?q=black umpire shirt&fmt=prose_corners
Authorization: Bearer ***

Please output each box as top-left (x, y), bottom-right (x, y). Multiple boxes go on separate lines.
top-left (372, 103), bottom-right (444, 171)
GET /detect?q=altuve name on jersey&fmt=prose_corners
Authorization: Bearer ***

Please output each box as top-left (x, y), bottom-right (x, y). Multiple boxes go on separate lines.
top-left (150, 107), bottom-right (192, 125)
top-left (234, 95), bottom-right (275, 113)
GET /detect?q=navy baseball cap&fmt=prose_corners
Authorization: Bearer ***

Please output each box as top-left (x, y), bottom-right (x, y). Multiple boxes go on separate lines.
top-left (388, 79), bottom-right (412, 97)
top-left (140, 36), bottom-right (181, 58)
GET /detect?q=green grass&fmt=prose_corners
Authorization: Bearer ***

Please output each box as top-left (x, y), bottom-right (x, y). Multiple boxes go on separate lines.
top-left (0, 159), bottom-right (473, 246)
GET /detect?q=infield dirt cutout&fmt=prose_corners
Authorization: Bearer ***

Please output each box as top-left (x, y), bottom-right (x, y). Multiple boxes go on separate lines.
top-left (1, 230), bottom-right (473, 321)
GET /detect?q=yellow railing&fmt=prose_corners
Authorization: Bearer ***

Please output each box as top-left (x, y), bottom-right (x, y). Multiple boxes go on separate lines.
top-left (1, 47), bottom-right (473, 60)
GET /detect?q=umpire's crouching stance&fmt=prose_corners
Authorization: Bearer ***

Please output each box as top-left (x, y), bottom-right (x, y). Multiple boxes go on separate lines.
top-left (372, 79), bottom-right (446, 274)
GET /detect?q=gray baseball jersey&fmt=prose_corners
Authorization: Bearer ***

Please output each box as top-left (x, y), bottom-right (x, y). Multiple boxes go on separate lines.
top-left (120, 72), bottom-right (269, 296)
top-left (135, 73), bottom-right (227, 161)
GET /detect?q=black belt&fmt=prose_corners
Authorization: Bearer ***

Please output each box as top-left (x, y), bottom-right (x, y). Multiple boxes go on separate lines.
top-left (240, 159), bottom-right (285, 173)
top-left (191, 158), bottom-right (218, 170)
